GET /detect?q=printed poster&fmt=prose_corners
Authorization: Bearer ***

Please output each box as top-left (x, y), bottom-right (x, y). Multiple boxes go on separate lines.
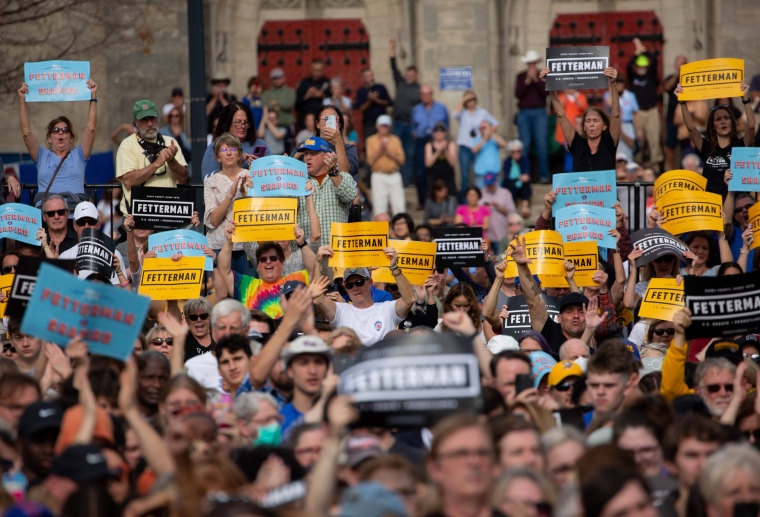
top-left (432, 227), bottom-right (484, 268)
top-left (5, 258), bottom-right (76, 320)
top-left (148, 230), bottom-right (213, 271)
top-left (563, 241), bottom-right (599, 288)
top-left (555, 205), bottom-right (617, 249)
top-left (749, 203), bottom-right (760, 250)
top-left (0, 203), bottom-right (42, 246)
top-left (552, 170), bottom-right (616, 216)
top-left (138, 257), bottom-right (205, 300)
top-left (505, 230), bottom-right (566, 287)
top-left (249, 155), bottom-right (309, 197)
top-left (630, 228), bottom-right (689, 267)
top-left (678, 58), bottom-right (744, 101)
top-left (439, 67), bottom-right (473, 90)
top-left (232, 197), bottom-right (297, 242)
top-left (502, 295), bottom-right (560, 339)
top-left (653, 169), bottom-right (707, 205)
top-left (0, 274), bottom-right (14, 318)
top-left (329, 222), bottom-right (390, 269)
top-left (131, 186), bottom-right (195, 231)
top-left (20, 263), bottom-right (150, 361)
top-left (659, 190), bottom-right (723, 235)
top-left (638, 278), bottom-right (685, 322)
top-left (372, 240), bottom-right (437, 285)
top-left (729, 148), bottom-right (760, 192)
top-left (545, 46), bottom-right (610, 90)
top-left (23, 60), bottom-right (91, 102)
top-left (684, 270), bottom-right (760, 339)
top-left (75, 229), bottom-right (115, 278)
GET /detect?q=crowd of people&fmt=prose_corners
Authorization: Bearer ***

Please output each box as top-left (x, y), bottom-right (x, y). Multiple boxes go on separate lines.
top-left (5, 31), bottom-right (760, 517)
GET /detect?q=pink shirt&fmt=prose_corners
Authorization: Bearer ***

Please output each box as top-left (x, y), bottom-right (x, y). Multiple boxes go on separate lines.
top-left (455, 204), bottom-right (491, 227)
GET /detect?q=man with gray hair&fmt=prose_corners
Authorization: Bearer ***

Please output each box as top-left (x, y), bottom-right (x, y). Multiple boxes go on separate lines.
top-left (234, 392), bottom-right (282, 447)
top-left (40, 194), bottom-right (77, 256)
top-left (185, 298), bottom-right (250, 391)
top-left (693, 357), bottom-right (737, 418)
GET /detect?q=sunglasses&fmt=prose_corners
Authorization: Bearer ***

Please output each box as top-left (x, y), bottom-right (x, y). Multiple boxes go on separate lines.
top-left (553, 381), bottom-right (575, 392)
top-left (705, 383), bottom-right (733, 394)
top-left (2, 264), bottom-right (16, 274)
top-left (735, 204), bottom-right (755, 214)
top-left (50, 127), bottom-right (70, 135)
top-left (187, 313), bottom-right (209, 322)
top-left (744, 352), bottom-right (760, 364)
top-left (75, 217), bottom-right (98, 227)
top-left (653, 255), bottom-right (675, 263)
top-left (653, 328), bottom-right (676, 337)
top-left (742, 429), bottom-right (760, 442)
top-left (2, 344), bottom-right (15, 354)
top-left (150, 337), bottom-right (174, 346)
top-left (45, 209), bottom-right (68, 218)
top-left (344, 278), bottom-right (367, 289)
top-left (259, 255), bottom-right (280, 264)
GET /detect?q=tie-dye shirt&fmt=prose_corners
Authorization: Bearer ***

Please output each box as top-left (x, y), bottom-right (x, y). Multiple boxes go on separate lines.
top-left (233, 270), bottom-right (309, 319)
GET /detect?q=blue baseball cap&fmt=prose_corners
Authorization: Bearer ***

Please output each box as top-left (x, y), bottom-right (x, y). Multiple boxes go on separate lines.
top-left (297, 136), bottom-right (331, 153)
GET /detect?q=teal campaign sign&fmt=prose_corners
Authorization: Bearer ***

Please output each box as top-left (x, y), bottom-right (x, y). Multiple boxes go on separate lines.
top-left (0, 203), bottom-right (42, 246)
top-left (552, 170), bottom-right (616, 216)
top-left (20, 263), bottom-right (150, 361)
top-left (249, 155), bottom-right (309, 197)
top-left (24, 61), bottom-right (90, 102)
top-left (148, 230), bottom-right (213, 271)
top-left (729, 147), bottom-right (760, 192)
top-left (555, 205), bottom-right (616, 249)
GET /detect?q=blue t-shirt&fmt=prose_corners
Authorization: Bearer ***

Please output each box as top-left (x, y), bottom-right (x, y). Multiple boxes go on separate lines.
top-left (603, 90), bottom-right (639, 123)
top-left (473, 138), bottom-right (501, 176)
top-left (35, 144), bottom-right (87, 203)
top-left (279, 402), bottom-right (304, 443)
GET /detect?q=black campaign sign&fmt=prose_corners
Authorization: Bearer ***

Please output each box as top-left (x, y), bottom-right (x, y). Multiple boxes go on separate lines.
top-left (685, 270), bottom-right (760, 339)
top-left (131, 186), bottom-right (194, 231)
top-left (545, 46), bottom-right (610, 90)
top-left (6, 258), bottom-right (75, 320)
top-left (502, 294), bottom-right (560, 339)
top-left (75, 229), bottom-right (115, 278)
top-left (432, 227), bottom-right (484, 268)
top-left (337, 333), bottom-right (481, 428)
top-left (630, 228), bottom-right (689, 267)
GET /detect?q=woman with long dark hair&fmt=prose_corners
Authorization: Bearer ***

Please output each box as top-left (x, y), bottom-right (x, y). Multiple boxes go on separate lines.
top-left (200, 102), bottom-right (268, 179)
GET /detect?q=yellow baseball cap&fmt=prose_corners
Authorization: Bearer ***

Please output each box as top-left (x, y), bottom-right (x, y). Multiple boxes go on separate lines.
top-left (548, 361), bottom-right (584, 387)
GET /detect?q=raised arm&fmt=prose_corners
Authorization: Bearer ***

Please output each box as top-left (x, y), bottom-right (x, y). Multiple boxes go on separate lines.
top-left (17, 83), bottom-right (40, 160)
top-left (739, 228), bottom-right (752, 272)
top-left (157, 312), bottom-right (190, 376)
top-left (216, 224), bottom-right (236, 297)
top-left (482, 259), bottom-right (507, 329)
top-left (81, 79), bottom-right (98, 159)
top-left (539, 68), bottom-right (576, 148)
top-left (387, 247), bottom-right (414, 318)
top-left (741, 81), bottom-right (757, 146)
top-left (675, 83), bottom-right (704, 152)
top-left (604, 67), bottom-right (621, 145)
top-left (510, 236), bottom-right (548, 330)
top-left (296, 224), bottom-right (317, 274)
top-left (609, 229), bottom-right (627, 306)
top-left (312, 246), bottom-right (338, 322)
top-left (660, 308), bottom-right (693, 401)
top-left (623, 248), bottom-right (643, 309)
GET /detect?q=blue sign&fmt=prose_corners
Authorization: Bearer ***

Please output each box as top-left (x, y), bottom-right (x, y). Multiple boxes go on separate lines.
top-left (249, 155), bottom-right (309, 197)
top-left (439, 67), bottom-right (473, 91)
top-left (552, 170), bottom-right (616, 216)
top-left (21, 263), bottom-right (150, 361)
top-left (0, 203), bottom-right (42, 246)
top-left (555, 205), bottom-right (617, 249)
top-left (23, 61), bottom-right (91, 102)
top-left (148, 230), bottom-right (213, 271)
top-left (729, 147), bottom-right (760, 192)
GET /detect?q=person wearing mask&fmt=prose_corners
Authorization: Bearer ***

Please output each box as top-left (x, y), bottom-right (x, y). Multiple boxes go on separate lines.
top-left (234, 392), bottom-right (282, 447)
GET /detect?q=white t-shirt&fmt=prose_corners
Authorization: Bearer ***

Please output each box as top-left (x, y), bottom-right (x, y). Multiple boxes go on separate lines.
top-left (185, 352), bottom-right (221, 392)
top-left (59, 246), bottom-right (127, 285)
top-left (332, 301), bottom-right (401, 346)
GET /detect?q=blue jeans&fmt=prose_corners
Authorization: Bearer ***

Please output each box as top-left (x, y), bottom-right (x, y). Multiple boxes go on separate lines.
top-left (458, 146), bottom-right (475, 201)
top-left (393, 120), bottom-right (415, 185)
top-left (414, 138), bottom-right (429, 206)
top-left (516, 108), bottom-right (549, 181)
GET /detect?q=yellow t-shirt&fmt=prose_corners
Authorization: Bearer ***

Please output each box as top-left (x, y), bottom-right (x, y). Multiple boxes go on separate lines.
top-left (365, 133), bottom-right (405, 173)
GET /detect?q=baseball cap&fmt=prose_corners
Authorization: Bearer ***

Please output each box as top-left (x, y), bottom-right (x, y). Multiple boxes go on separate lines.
top-left (559, 292), bottom-right (588, 313)
top-left (530, 351), bottom-right (557, 388)
top-left (280, 280), bottom-right (307, 298)
top-left (18, 401), bottom-right (63, 437)
top-left (705, 339), bottom-right (743, 364)
top-left (344, 434), bottom-right (384, 469)
top-left (376, 114), bottom-right (392, 127)
top-left (343, 267), bottom-right (371, 281)
top-left (635, 55), bottom-right (650, 68)
top-left (484, 173), bottom-right (498, 186)
top-left (55, 405), bottom-right (115, 455)
top-left (270, 68), bottom-right (285, 79)
top-left (132, 99), bottom-right (159, 120)
top-left (50, 444), bottom-right (120, 484)
top-left (487, 335), bottom-right (519, 354)
top-left (616, 152), bottom-right (628, 162)
top-left (548, 361), bottom-right (584, 387)
top-left (737, 334), bottom-right (760, 352)
top-left (624, 339), bottom-right (641, 362)
top-left (74, 201), bottom-right (98, 221)
top-left (296, 137), bottom-right (331, 153)
top-left (282, 335), bottom-right (332, 367)
top-left (338, 482), bottom-right (406, 517)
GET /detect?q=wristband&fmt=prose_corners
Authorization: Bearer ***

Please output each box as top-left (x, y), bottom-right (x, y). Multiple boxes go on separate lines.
top-left (743, 98), bottom-right (752, 105)
top-left (90, 98), bottom-right (97, 103)
top-left (389, 263), bottom-right (399, 271)
top-left (297, 241), bottom-right (308, 249)
top-left (120, 280), bottom-right (131, 287)
top-left (392, 268), bottom-right (402, 277)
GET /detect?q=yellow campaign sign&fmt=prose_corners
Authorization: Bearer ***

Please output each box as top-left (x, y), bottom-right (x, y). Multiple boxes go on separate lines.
top-left (372, 240), bottom-right (437, 285)
top-left (638, 278), bottom-right (685, 321)
top-left (653, 169), bottom-right (707, 206)
top-left (232, 197), bottom-right (297, 242)
top-left (0, 273), bottom-right (13, 318)
top-left (678, 58), bottom-right (744, 101)
top-left (749, 203), bottom-right (760, 250)
top-left (563, 241), bottom-right (599, 288)
top-left (138, 257), bottom-right (205, 300)
top-left (505, 230), bottom-right (566, 287)
top-left (659, 190), bottom-right (723, 235)
top-left (329, 222), bottom-right (390, 268)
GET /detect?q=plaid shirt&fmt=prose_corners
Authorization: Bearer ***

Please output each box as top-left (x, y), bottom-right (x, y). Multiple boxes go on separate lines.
top-left (297, 172), bottom-right (357, 247)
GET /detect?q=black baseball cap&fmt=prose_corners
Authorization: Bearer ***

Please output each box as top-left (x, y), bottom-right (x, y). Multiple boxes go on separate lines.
top-left (705, 339), bottom-right (743, 365)
top-left (51, 445), bottom-right (120, 484)
top-left (17, 401), bottom-right (62, 438)
top-left (280, 280), bottom-right (307, 298)
top-left (559, 292), bottom-right (589, 313)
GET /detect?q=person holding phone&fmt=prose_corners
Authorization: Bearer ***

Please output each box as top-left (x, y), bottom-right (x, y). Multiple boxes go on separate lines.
top-left (201, 102), bottom-right (269, 179)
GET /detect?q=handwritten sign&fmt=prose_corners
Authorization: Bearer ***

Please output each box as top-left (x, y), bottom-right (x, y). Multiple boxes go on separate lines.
top-left (505, 230), bottom-right (566, 287)
top-left (249, 155), bottom-right (309, 197)
top-left (0, 274), bottom-right (14, 318)
top-left (545, 46), bottom-right (610, 90)
top-left (555, 205), bottom-right (616, 249)
top-left (232, 197), bottom-right (297, 242)
top-left (563, 241), bottom-right (599, 288)
top-left (654, 169), bottom-right (708, 205)
top-left (372, 240), bottom-right (437, 285)
top-left (138, 257), bottom-right (205, 300)
top-left (432, 227), bottom-right (484, 268)
top-left (552, 170), bottom-right (616, 216)
top-left (20, 263), bottom-right (150, 361)
top-left (659, 190), bottom-right (723, 235)
top-left (729, 148), bottom-right (760, 192)
top-left (639, 278), bottom-right (685, 321)
top-left (329, 222), bottom-right (390, 269)
top-left (148, 230), bottom-right (213, 271)
top-left (131, 186), bottom-right (195, 231)
top-left (678, 58), bottom-right (744, 101)
top-left (23, 61), bottom-right (90, 102)
top-left (0, 204), bottom-right (42, 246)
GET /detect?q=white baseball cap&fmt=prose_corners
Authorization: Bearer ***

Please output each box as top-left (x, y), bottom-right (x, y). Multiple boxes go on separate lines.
top-left (376, 114), bottom-right (392, 127)
top-left (73, 201), bottom-right (98, 221)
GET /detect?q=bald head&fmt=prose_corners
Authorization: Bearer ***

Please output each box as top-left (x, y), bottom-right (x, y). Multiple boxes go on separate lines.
top-left (559, 339), bottom-right (590, 361)
top-left (420, 85), bottom-right (434, 106)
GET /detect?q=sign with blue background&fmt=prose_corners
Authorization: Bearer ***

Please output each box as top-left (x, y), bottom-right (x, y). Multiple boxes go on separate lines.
top-left (21, 263), bottom-right (150, 361)
top-left (552, 170), bottom-right (616, 216)
top-left (555, 205), bottom-right (617, 249)
top-left (439, 67), bottom-right (473, 90)
top-left (0, 204), bottom-right (42, 246)
top-left (24, 61), bottom-right (90, 102)
top-left (249, 155), bottom-right (309, 197)
top-left (729, 147), bottom-right (760, 192)
top-left (148, 230), bottom-right (213, 271)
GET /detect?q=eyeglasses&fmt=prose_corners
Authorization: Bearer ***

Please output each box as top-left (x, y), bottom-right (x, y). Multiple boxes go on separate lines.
top-left (344, 278), bottom-right (367, 289)
top-left (294, 446), bottom-right (322, 457)
top-left (2, 264), bottom-right (16, 274)
top-left (219, 146), bottom-right (238, 153)
top-left (50, 127), bottom-right (70, 135)
top-left (258, 255), bottom-right (280, 264)
top-left (45, 209), bottom-right (68, 218)
top-left (553, 381), bottom-right (575, 392)
top-left (735, 204), bottom-right (755, 214)
top-left (705, 383), bottom-right (733, 394)
top-left (75, 217), bottom-right (98, 227)
top-left (150, 337), bottom-right (174, 346)
top-left (653, 328), bottom-right (676, 337)
top-left (187, 313), bottom-right (209, 322)
top-left (232, 120), bottom-right (250, 127)
top-left (436, 448), bottom-right (493, 462)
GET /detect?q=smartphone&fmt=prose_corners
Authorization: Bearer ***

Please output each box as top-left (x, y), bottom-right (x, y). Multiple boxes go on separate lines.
top-left (325, 115), bottom-right (337, 129)
top-left (515, 374), bottom-right (534, 395)
top-left (252, 145), bottom-right (267, 158)
top-left (734, 503), bottom-right (759, 517)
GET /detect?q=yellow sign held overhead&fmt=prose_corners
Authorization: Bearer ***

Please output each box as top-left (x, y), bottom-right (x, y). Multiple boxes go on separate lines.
top-left (748, 203), bottom-right (760, 250)
top-left (678, 58), bottom-right (744, 101)
top-left (653, 169), bottom-right (707, 206)
top-left (659, 190), bottom-right (723, 235)
top-left (138, 257), bottom-right (205, 300)
top-left (232, 197), bottom-right (297, 242)
top-left (0, 273), bottom-right (14, 318)
top-left (563, 241), bottom-right (599, 287)
top-left (505, 230), bottom-right (566, 287)
top-left (639, 278), bottom-right (685, 321)
top-left (329, 222), bottom-right (390, 268)
top-left (372, 240), bottom-right (437, 285)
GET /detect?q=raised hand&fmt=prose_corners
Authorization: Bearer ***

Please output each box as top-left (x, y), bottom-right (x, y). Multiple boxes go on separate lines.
top-left (672, 307), bottom-right (692, 334)
top-left (507, 236), bottom-right (531, 265)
